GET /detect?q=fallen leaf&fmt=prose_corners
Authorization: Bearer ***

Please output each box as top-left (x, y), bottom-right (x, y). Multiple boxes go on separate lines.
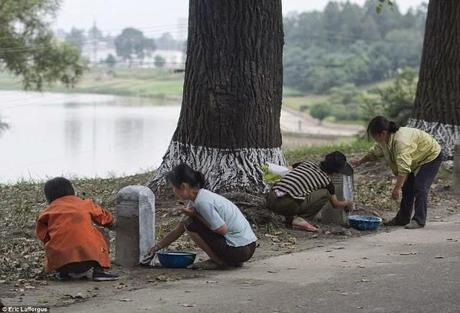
top-left (400, 252), bottom-right (417, 256)
top-left (182, 303), bottom-right (196, 308)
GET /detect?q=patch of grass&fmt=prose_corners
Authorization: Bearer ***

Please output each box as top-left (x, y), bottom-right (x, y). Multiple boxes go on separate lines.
top-left (282, 95), bottom-right (328, 111)
top-left (282, 87), bottom-right (304, 97)
top-left (284, 137), bottom-right (372, 164)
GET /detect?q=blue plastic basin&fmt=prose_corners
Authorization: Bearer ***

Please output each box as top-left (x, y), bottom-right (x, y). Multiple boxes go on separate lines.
top-left (157, 251), bottom-right (197, 268)
top-left (348, 215), bottom-right (382, 231)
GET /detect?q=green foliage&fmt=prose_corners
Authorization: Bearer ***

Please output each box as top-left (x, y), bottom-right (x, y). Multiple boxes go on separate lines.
top-left (376, 0), bottom-right (394, 14)
top-left (283, 0), bottom-right (426, 94)
top-left (154, 55), bottom-right (166, 68)
top-left (315, 68), bottom-right (417, 124)
top-left (311, 84), bottom-right (365, 122)
top-left (105, 54), bottom-right (117, 68)
top-left (366, 67), bottom-right (418, 125)
top-left (0, 0), bottom-right (86, 90)
top-left (309, 103), bottom-right (330, 121)
top-left (65, 27), bottom-right (85, 52)
top-left (114, 28), bottom-right (156, 61)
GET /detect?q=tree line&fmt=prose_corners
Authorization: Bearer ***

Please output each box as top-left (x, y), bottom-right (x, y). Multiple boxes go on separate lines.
top-left (283, 0), bottom-right (427, 94)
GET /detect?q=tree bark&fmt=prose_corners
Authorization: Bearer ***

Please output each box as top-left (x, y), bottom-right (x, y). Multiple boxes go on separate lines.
top-left (407, 0), bottom-right (460, 159)
top-left (148, 0), bottom-right (285, 193)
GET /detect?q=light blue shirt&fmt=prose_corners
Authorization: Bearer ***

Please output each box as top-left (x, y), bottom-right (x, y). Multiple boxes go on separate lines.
top-left (191, 189), bottom-right (257, 247)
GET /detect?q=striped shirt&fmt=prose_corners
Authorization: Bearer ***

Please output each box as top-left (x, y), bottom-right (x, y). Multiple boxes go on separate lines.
top-left (273, 161), bottom-right (334, 200)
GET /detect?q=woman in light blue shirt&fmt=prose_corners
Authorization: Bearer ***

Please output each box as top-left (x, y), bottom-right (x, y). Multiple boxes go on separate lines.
top-left (147, 164), bottom-right (257, 269)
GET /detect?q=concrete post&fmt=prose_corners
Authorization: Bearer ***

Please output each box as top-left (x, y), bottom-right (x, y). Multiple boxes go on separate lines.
top-left (115, 185), bottom-right (155, 267)
top-left (454, 143), bottom-right (460, 196)
top-left (320, 174), bottom-right (352, 225)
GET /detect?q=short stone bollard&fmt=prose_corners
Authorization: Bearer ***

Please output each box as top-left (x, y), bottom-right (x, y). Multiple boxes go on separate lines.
top-left (320, 174), bottom-right (352, 225)
top-left (454, 143), bottom-right (460, 196)
top-left (115, 185), bottom-right (155, 267)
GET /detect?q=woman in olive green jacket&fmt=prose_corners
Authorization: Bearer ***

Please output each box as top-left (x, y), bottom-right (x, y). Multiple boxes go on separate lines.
top-left (353, 116), bottom-right (442, 229)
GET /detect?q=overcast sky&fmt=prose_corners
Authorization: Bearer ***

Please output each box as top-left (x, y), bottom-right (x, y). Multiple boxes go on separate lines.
top-left (55, 0), bottom-right (426, 37)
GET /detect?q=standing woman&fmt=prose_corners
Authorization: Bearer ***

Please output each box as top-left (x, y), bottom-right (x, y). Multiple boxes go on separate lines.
top-left (353, 116), bottom-right (442, 229)
top-left (147, 164), bottom-right (257, 269)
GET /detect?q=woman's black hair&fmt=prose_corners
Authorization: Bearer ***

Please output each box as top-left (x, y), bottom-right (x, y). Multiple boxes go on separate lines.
top-left (166, 164), bottom-right (206, 189)
top-left (367, 116), bottom-right (400, 138)
top-left (44, 177), bottom-right (75, 204)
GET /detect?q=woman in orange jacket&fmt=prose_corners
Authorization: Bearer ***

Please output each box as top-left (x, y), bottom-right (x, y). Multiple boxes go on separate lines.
top-left (36, 177), bottom-right (118, 281)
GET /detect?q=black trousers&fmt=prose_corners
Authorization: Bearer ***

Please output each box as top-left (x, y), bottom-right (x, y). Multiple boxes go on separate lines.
top-left (395, 153), bottom-right (442, 226)
top-left (185, 218), bottom-right (256, 266)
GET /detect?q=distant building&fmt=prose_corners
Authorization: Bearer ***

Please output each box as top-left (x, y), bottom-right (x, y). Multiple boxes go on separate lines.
top-left (142, 50), bottom-right (185, 69)
top-left (81, 40), bottom-right (116, 64)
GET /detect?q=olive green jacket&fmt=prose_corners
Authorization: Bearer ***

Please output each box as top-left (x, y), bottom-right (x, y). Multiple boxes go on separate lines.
top-left (364, 127), bottom-right (441, 176)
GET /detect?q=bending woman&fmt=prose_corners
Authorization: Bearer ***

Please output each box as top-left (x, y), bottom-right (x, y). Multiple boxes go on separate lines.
top-left (267, 151), bottom-right (354, 231)
top-left (353, 116), bottom-right (442, 229)
top-left (147, 164), bottom-right (257, 269)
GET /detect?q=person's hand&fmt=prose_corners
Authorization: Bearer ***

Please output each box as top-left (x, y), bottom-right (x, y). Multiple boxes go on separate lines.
top-left (391, 187), bottom-right (401, 200)
top-left (181, 206), bottom-right (196, 217)
top-left (147, 244), bottom-right (159, 256)
top-left (343, 200), bottom-right (353, 212)
top-left (350, 159), bottom-right (361, 167)
top-left (141, 244), bottom-right (159, 265)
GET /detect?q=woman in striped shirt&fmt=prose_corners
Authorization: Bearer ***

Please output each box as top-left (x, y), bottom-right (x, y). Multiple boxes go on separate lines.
top-left (267, 151), bottom-right (354, 231)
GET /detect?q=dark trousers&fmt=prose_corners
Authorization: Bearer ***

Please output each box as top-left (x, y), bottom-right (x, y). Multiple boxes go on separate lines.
top-left (395, 153), bottom-right (442, 226)
top-left (185, 218), bottom-right (256, 266)
top-left (57, 260), bottom-right (102, 274)
top-left (267, 189), bottom-right (330, 222)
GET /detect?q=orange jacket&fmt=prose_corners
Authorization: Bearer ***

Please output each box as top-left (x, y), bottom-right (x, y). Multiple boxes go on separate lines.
top-left (35, 195), bottom-right (113, 272)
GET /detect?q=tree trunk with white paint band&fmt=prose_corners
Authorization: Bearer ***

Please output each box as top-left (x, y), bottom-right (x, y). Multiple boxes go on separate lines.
top-left (407, 118), bottom-right (460, 160)
top-left (148, 141), bottom-right (286, 193)
top-left (410, 1), bottom-right (460, 159)
top-left (148, 1), bottom-right (284, 193)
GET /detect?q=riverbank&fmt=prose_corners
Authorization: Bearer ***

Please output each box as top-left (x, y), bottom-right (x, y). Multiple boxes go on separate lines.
top-left (0, 68), bottom-right (184, 100)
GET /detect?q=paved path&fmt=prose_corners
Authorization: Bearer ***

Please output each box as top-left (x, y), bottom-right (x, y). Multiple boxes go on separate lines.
top-left (61, 215), bottom-right (460, 313)
top-left (280, 108), bottom-right (362, 136)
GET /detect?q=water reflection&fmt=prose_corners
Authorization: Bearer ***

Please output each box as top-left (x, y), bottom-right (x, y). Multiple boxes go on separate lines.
top-left (0, 91), bottom-right (180, 183)
top-left (0, 116), bottom-right (9, 136)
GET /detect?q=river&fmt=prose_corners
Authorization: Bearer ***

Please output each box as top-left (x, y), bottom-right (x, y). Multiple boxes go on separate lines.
top-left (0, 91), bottom-right (180, 184)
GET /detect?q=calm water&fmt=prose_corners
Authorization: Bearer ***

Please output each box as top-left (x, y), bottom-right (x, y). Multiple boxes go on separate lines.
top-left (0, 91), bottom-right (180, 184)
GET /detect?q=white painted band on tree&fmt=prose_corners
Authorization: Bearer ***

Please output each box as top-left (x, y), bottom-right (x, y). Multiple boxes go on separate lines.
top-left (148, 141), bottom-right (286, 193)
top-left (407, 118), bottom-right (460, 159)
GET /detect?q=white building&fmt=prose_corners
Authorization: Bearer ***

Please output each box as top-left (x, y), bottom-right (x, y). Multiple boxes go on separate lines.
top-left (81, 40), bottom-right (117, 64)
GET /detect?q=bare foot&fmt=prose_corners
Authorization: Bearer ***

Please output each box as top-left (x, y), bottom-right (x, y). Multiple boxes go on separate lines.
top-left (292, 216), bottom-right (318, 232)
top-left (188, 259), bottom-right (226, 270)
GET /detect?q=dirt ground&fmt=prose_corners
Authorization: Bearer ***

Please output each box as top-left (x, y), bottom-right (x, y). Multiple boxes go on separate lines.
top-left (1, 159), bottom-right (459, 308)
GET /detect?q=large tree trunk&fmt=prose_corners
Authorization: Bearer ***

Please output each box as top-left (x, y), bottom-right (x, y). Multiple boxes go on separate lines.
top-left (407, 0), bottom-right (460, 159)
top-left (148, 0), bottom-right (285, 193)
